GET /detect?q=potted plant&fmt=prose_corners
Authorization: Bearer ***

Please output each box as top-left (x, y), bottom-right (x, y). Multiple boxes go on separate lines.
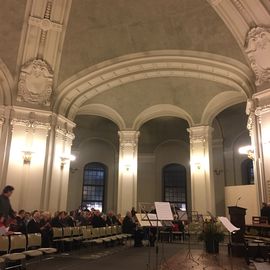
top-left (198, 219), bottom-right (225, 253)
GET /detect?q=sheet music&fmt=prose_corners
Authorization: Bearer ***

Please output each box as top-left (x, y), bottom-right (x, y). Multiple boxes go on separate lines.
top-left (155, 202), bottom-right (173, 221)
top-left (218, 216), bottom-right (240, 233)
top-left (136, 213), bottom-right (163, 227)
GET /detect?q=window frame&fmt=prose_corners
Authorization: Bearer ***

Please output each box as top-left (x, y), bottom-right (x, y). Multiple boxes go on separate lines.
top-left (162, 163), bottom-right (187, 210)
top-left (81, 162), bottom-right (107, 212)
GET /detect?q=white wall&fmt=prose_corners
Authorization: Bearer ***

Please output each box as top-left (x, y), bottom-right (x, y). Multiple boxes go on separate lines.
top-left (225, 185), bottom-right (259, 224)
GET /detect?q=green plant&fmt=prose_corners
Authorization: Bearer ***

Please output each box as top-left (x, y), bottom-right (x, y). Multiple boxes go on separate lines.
top-left (198, 219), bottom-right (225, 242)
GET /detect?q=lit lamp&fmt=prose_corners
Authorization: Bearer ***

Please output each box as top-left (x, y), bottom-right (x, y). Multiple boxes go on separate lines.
top-left (22, 150), bottom-right (34, 164)
top-left (60, 154), bottom-right (76, 169)
top-left (239, 145), bottom-right (254, 160)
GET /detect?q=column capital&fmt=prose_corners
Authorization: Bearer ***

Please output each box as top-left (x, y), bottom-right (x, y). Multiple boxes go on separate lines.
top-left (118, 130), bottom-right (140, 146)
top-left (187, 125), bottom-right (213, 143)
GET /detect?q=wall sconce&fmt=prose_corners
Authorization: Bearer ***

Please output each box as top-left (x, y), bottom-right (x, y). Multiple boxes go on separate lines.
top-left (124, 164), bottom-right (131, 172)
top-left (239, 145), bottom-right (254, 160)
top-left (22, 150), bottom-right (34, 164)
top-left (214, 169), bottom-right (223, 175)
top-left (195, 162), bottom-right (201, 170)
top-left (60, 154), bottom-right (76, 169)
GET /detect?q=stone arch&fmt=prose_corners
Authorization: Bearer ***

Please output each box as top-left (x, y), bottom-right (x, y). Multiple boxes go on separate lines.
top-left (201, 91), bottom-right (247, 125)
top-left (133, 104), bottom-right (193, 130)
top-left (0, 58), bottom-right (13, 106)
top-left (54, 50), bottom-right (254, 121)
top-left (76, 104), bottom-right (126, 130)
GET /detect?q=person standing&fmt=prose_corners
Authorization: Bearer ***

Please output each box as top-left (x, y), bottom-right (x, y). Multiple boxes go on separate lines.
top-left (0, 186), bottom-right (15, 224)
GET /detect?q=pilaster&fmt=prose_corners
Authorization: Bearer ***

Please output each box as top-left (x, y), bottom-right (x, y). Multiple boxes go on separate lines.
top-left (117, 130), bottom-right (140, 216)
top-left (188, 126), bottom-right (215, 215)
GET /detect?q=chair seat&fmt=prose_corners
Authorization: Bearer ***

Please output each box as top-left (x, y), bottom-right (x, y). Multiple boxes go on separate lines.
top-left (2, 253), bottom-right (26, 261)
top-left (91, 239), bottom-right (103, 244)
top-left (23, 250), bottom-right (43, 257)
top-left (38, 248), bottom-right (57, 254)
top-left (73, 236), bottom-right (83, 241)
top-left (62, 237), bottom-right (73, 242)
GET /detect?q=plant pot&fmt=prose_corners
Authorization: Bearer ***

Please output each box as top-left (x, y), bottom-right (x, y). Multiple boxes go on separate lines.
top-left (205, 240), bottom-right (219, 253)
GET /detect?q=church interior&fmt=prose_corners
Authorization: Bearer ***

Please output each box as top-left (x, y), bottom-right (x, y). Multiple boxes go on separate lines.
top-left (1, 0), bottom-right (270, 269)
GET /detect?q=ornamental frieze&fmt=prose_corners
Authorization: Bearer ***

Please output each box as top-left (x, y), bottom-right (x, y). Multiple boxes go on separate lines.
top-left (17, 59), bottom-right (53, 106)
top-left (245, 27), bottom-right (270, 86)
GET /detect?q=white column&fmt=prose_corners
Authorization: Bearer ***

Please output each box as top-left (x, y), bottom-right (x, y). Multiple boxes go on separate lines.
top-left (245, 27), bottom-right (270, 205)
top-left (247, 94), bottom-right (270, 205)
top-left (188, 126), bottom-right (215, 215)
top-left (117, 131), bottom-right (140, 216)
top-left (47, 115), bottom-right (75, 212)
top-left (5, 107), bottom-right (51, 211)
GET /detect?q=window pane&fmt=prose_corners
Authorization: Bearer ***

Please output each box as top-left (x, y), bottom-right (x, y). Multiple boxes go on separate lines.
top-left (82, 163), bottom-right (106, 212)
top-left (163, 164), bottom-right (187, 209)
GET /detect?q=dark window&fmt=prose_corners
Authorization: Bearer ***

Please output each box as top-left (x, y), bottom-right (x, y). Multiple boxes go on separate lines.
top-left (82, 162), bottom-right (106, 212)
top-left (241, 159), bottom-right (254, 185)
top-left (163, 163), bottom-right (187, 210)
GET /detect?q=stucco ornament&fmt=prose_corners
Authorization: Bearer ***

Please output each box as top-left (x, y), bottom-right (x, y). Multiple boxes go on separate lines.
top-left (17, 59), bottom-right (53, 106)
top-left (246, 27), bottom-right (270, 86)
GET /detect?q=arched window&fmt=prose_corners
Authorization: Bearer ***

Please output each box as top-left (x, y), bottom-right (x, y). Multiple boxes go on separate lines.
top-left (163, 163), bottom-right (187, 210)
top-left (241, 159), bottom-right (254, 185)
top-left (82, 162), bottom-right (106, 212)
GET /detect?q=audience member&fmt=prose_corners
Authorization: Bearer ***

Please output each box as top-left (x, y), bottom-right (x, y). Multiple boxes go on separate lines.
top-left (27, 210), bottom-right (41, 233)
top-left (0, 185), bottom-right (15, 223)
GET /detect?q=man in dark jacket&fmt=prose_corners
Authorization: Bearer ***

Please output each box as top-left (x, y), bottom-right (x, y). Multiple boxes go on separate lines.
top-left (0, 186), bottom-right (15, 223)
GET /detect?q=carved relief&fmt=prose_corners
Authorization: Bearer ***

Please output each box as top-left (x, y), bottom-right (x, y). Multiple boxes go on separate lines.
top-left (246, 27), bottom-right (270, 86)
top-left (17, 59), bottom-right (53, 106)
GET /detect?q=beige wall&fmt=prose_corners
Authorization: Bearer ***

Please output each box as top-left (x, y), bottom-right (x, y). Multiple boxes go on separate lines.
top-left (138, 140), bottom-right (191, 211)
top-left (67, 138), bottom-right (118, 212)
top-left (225, 185), bottom-right (259, 224)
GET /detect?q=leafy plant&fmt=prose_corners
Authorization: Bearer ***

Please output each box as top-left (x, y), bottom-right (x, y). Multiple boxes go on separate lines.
top-left (198, 219), bottom-right (225, 242)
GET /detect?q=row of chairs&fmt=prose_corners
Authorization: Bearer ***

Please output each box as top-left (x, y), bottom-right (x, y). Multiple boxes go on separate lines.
top-left (52, 225), bottom-right (132, 247)
top-left (0, 233), bottom-right (57, 269)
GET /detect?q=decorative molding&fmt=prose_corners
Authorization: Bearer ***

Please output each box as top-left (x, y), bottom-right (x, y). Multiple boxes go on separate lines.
top-left (17, 59), bottom-right (53, 106)
top-left (118, 131), bottom-right (140, 151)
top-left (28, 16), bottom-right (63, 33)
top-left (10, 118), bottom-right (51, 131)
top-left (245, 27), bottom-right (270, 86)
top-left (187, 126), bottom-right (213, 144)
top-left (255, 104), bottom-right (270, 116)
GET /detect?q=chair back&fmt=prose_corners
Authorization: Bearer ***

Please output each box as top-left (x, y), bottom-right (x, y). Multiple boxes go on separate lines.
top-left (106, 226), bottom-right (112, 236)
top-left (99, 227), bottom-right (106, 237)
top-left (63, 227), bottom-right (72, 237)
top-left (27, 233), bottom-right (42, 249)
top-left (252, 216), bottom-right (261, 224)
top-left (10, 234), bottom-right (26, 252)
top-left (92, 227), bottom-right (100, 238)
top-left (52, 227), bottom-right (63, 239)
top-left (116, 225), bottom-right (122, 234)
top-left (72, 227), bottom-right (80, 237)
top-left (112, 226), bottom-right (117, 235)
top-left (0, 235), bottom-right (9, 254)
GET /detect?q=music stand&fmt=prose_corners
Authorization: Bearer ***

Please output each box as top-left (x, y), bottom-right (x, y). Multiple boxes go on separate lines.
top-left (138, 202), bottom-right (163, 270)
top-left (218, 216), bottom-right (240, 270)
